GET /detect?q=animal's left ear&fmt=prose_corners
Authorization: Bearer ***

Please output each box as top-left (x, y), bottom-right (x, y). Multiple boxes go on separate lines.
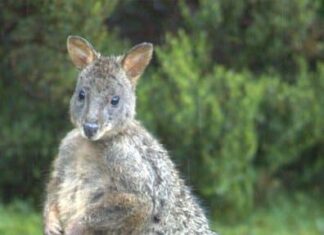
top-left (122, 42), bottom-right (153, 85)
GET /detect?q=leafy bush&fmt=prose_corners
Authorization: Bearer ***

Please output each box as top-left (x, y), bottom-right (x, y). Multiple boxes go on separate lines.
top-left (138, 31), bottom-right (324, 218)
top-left (0, 0), bottom-right (127, 203)
top-left (179, 0), bottom-right (322, 78)
top-left (139, 31), bottom-right (262, 216)
top-left (0, 0), bottom-right (323, 221)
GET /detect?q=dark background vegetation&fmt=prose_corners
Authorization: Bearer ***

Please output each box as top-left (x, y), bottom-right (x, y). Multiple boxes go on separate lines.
top-left (0, 0), bottom-right (323, 224)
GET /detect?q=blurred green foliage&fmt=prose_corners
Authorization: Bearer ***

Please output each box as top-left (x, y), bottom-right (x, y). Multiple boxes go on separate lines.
top-left (179, 0), bottom-right (322, 77)
top-left (0, 0), bottom-right (323, 222)
top-left (0, 0), bottom-right (127, 203)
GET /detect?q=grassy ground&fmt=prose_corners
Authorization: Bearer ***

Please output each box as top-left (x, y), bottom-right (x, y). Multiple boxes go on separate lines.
top-left (214, 192), bottom-right (324, 235)
top-left (0, 192), bottom-right (323, 235)
top-left (0, 201), bottom-right (42, 235)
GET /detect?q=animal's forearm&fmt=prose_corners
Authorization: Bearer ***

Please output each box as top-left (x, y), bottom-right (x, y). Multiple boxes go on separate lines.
top-left (43, 175), bottom-right (62, 235)
top-left (44, 175), bottom-right (60, 213)
top-left (82, 192), bottom-right (153, 231)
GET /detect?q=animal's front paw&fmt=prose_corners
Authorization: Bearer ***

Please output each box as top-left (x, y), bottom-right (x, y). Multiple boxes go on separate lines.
top-left (44, 202), bottom-right (63, 235)
top-left (44, 215), bottom-right (62, 235)
top-left (65, 219), bottom-right (88, 235)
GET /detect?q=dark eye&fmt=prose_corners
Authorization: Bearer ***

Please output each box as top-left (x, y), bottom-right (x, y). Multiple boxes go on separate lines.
top-left (111, 96), bottom-right (120, 106)
top-left (78, 89), bottom-right (85, 101)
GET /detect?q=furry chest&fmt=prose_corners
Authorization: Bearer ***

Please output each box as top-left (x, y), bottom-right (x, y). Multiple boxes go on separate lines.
top-left (57, 142), bottom-right (110, 226)
top-left (104, 144), bottom-right (153, 193)
top-left (57, 139), bottom-right (154, 226)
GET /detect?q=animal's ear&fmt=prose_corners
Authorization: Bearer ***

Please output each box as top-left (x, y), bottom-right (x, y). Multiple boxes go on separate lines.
top-left (122, 42), bottom-right (153, 85)
top-left (67, 35), bottom-right (99, 69)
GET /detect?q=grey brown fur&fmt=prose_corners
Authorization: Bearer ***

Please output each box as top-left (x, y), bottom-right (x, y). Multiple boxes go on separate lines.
top-left (43, 36), bottom-right (217, 235)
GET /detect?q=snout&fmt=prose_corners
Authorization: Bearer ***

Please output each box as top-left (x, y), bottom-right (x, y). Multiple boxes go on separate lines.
top-left (83, 122), bottom-right (99, 139)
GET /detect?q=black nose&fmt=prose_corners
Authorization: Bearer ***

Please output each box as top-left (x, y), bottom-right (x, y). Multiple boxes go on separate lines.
top-left (83, 122), bottom-right (99, 138)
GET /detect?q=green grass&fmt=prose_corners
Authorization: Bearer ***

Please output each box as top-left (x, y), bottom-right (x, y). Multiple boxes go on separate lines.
top-left (0, 202), bottom-right (42, 235)
top-left (0, 192), bottom-right (323, 235)
top-left (214, 192), bottom-right (324, 235)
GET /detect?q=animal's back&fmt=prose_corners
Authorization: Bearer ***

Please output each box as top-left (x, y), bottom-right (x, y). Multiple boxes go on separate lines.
top-left (108, 121), bottom-right (216, 234)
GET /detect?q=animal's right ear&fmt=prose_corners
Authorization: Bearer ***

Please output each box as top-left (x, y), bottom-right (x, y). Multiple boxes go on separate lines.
top-left (67, 36), bottom-right (99, 69)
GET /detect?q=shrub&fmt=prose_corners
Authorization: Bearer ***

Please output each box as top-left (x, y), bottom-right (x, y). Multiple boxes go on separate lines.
top-left (179, 0), bottom-right (322, 78)
top-left (139, 31), bottom-right (265, 217)
top-left (0, 0), bottom-right (127, 204)
top-left (0, 0), bottom-right (323, 221)
top-left (138, 31), bottom-right (324, 218)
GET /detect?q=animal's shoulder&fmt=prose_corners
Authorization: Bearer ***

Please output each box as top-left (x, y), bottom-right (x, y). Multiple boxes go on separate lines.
top-left (117, 122), bottom-right (176, 178)
top-left (59, 129), bottom-right (83, 151)
top-left (120, 121), bottom-right (166, 153)
top-left (104, 122), bottom-right (169, 168)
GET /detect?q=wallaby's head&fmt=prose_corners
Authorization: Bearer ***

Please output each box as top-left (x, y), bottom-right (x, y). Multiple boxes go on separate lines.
top-left (67, 36), bottom-right (153, 141)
